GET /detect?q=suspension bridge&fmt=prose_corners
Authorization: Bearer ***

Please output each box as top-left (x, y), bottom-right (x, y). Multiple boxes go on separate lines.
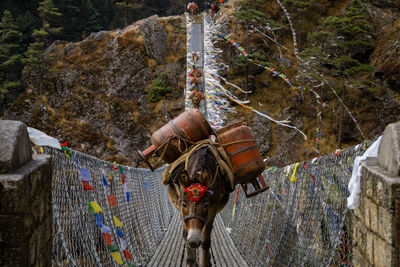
top-left (41, 10), bottom-right (379, 267)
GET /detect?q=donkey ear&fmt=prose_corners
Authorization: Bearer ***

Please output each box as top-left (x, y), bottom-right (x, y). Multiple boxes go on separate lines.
top-left (179, 170), bottom-right (190, 187)
top-left (199, 169), bottom-right (210, 187)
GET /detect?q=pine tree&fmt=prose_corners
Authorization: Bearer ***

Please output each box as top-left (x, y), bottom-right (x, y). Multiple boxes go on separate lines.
top-left (0, 10), bottom-right (24, 114)
top-left (56, 0), bottom-right (82, 41)
top-left (23, 0), bottom-right (62, 96)
top-left (234, 1), bottom-right (267, 92)
top-left (15, 11), bottom-right (37, 47)
top-left (302, 0), bottom-right (374, 76)
top-left (84, 0), bottom-right (103, 33)
top-left (300, 0), bottom-right (374, 148)
top-left (115, 0), bottom-right (142, 27)
top-left (38, 0), bottom-right (62, 46)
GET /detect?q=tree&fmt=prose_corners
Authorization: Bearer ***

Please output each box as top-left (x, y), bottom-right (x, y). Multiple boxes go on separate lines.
top-left (56, 0), bottom-right (82, 41)
top-left (37, 0), bottom-right (62, 46)
top-left (0, 10), bottom-right (24, 114)
top-left (234, 2), bottom-right (267, 92)
top-left (300, 0), bottom-right (374, 147)
top-left (84, 0), bottom-right (103, 34)
top-left (23, 0), bottom-right (62, 96)
top-left (115, 0), bottom-right (142, 27)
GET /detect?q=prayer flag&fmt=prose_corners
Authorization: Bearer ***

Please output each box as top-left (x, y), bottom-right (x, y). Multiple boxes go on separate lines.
top-left (102, 175), bottom-right (109, 186)
top-left (111, 252), bottom-right (123, 265)
top-left (116, 227), bottom-right (124, 237)
top-left (100, 225), bottom-right (112, 233)
top-left (108, 195), bottom-right (117, 207)
top-left (120, 237), bottom-right (127, 250)
top-left (123, 250), bottom-right (133, 260)
top-left (79, 168), bottom-right (91, 181)
top-left (290, 162), bottom-right (300, 182)
top-left (82, 181), bottom-right (94, 191)
top-left (95, 214), bottom-right (103, 227)
top-left (113, 216), bottom-right (123, 227)
top-left (102, 233), bottom-right (112, 246)
top-left (90, 201), bottom-right (103, 213)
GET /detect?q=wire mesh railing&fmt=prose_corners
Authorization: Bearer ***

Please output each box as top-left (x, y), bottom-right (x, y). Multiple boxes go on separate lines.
top-left (219, 141), bottom-right (373, 266)
top-left (47, 147), bottom-right (173, 267)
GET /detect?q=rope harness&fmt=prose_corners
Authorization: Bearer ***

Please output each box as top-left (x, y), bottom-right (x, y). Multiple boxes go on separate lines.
top-left (162, 139), bottom-right (235, 189)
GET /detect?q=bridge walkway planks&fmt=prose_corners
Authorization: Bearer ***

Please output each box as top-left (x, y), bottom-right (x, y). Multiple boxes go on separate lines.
top-left (147, 211), bottom-right (248, 266)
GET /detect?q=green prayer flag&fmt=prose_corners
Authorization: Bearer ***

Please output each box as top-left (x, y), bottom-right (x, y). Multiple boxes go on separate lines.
top-left (88, 201), bottom-right (95, 215)
top-left (108, 244), bottom-right (120, 252)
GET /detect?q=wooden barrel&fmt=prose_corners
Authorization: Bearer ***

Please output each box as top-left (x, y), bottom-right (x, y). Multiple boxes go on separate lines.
top-left (217, 122), bottom-right (265, 184)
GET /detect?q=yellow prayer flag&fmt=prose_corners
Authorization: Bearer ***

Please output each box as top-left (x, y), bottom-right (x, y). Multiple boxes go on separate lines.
top-left (290, 162), bottom-right (300, 182)
top-left (89, 201), bottom-right (103, 213)
top-left (40, 147), bottom-right (44, 153)
top-left (113, 215), bottom-right (123, 228)
top-left (111, 252), bottom-right (123, 264)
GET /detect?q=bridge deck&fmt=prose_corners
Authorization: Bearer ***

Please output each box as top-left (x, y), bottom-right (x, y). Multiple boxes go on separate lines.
top-left (147, 211), bottom-right (248, 266)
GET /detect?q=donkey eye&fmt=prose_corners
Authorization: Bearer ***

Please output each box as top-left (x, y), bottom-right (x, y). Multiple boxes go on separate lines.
top-left (182, 202), bottom-right (187, 208)
top-left (204, 202), bottom-right (209, 208)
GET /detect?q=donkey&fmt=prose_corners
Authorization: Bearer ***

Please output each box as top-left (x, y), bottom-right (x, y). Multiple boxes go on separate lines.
top-left (167, 145), bottom-right (231, 267)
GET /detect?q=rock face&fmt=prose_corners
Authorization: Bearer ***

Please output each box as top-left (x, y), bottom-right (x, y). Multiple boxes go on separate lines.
top-left (139, 15), bottom-right (168, 64)
top-left (5, 15), bottom-right (186, 166)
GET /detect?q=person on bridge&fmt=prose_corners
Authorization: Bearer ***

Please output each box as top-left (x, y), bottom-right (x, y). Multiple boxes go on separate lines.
top-left (203, 1), bottom-right (211, 14)
top-left (187, 2), bottom-right (199, 17)
top-left (212, 3), bottom-right (220, 16)
top-left (192, 52), bottom-right (200, 64)
top-left (189, 89), bottom-right (204, 109)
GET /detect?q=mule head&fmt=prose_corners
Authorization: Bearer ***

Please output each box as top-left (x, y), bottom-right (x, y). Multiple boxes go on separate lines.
top-left (178, 166), bottom-right (214, 249)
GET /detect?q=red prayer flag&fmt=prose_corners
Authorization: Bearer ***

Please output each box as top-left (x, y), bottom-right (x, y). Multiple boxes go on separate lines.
top-left (123, 250), bottom-right (133, 259)
top-left (102, 233), bottom-right (112, 246)
top-left (108, 195), bottom-right (117, 207)
top-left (60, 141), bottom-right (68, 146)
top-left (121, 174), bottom-right (126, 184)
top-left (82, 181), bottom-right (94, 191)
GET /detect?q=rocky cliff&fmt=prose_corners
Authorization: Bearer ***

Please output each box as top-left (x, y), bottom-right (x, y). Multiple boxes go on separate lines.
top-left (4, 1), bottom-right (400, 167)
top-left (5, 15), bottom-right (186, 166)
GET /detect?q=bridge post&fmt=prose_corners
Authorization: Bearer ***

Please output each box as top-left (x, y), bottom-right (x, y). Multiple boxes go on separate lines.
top-left (353, 121), bottom-right (400, 267)
top-left (0, 120), bottom-right (53, 266)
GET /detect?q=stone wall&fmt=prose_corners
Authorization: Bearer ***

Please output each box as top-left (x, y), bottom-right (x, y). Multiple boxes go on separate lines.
top-left (353, 121), bottom-right (400, 267)
top-left (0, 121), bottom-right (53, 266)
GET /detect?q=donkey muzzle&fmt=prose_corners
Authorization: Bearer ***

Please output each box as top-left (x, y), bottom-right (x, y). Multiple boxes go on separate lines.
top-left (187, 229), bottom-right (202, 248)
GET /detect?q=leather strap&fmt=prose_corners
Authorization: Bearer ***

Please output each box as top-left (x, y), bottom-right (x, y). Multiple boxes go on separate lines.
top-left (182, 214), bottom-right (206, 224)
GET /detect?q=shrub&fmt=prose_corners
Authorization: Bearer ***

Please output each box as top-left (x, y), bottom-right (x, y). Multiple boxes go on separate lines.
top-left (148, 77), bottom-right (171, 102)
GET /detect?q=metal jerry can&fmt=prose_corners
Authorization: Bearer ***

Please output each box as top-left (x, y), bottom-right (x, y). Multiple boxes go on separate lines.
top-left (217, 122), bottom-right (268, 198)
top-left (138, 109), bottom-right (212, 170)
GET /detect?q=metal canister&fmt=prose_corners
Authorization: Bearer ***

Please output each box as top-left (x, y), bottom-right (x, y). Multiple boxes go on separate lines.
top-left (217, 122), bottom-right (268, 197)
top-left (138, 109), bottom-right (212, 170)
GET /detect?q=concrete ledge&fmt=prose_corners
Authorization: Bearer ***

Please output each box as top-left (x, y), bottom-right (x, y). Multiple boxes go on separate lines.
top-left (0, 155), bottom-right (52, 215)
top-left (0, 121), bottom-right (32, 174)
top-left (378, 121), bottom-right (400, 176)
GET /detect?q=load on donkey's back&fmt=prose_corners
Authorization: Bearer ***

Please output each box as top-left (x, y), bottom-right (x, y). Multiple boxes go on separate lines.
top-left (138, 108), bottom-right (269, 198)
